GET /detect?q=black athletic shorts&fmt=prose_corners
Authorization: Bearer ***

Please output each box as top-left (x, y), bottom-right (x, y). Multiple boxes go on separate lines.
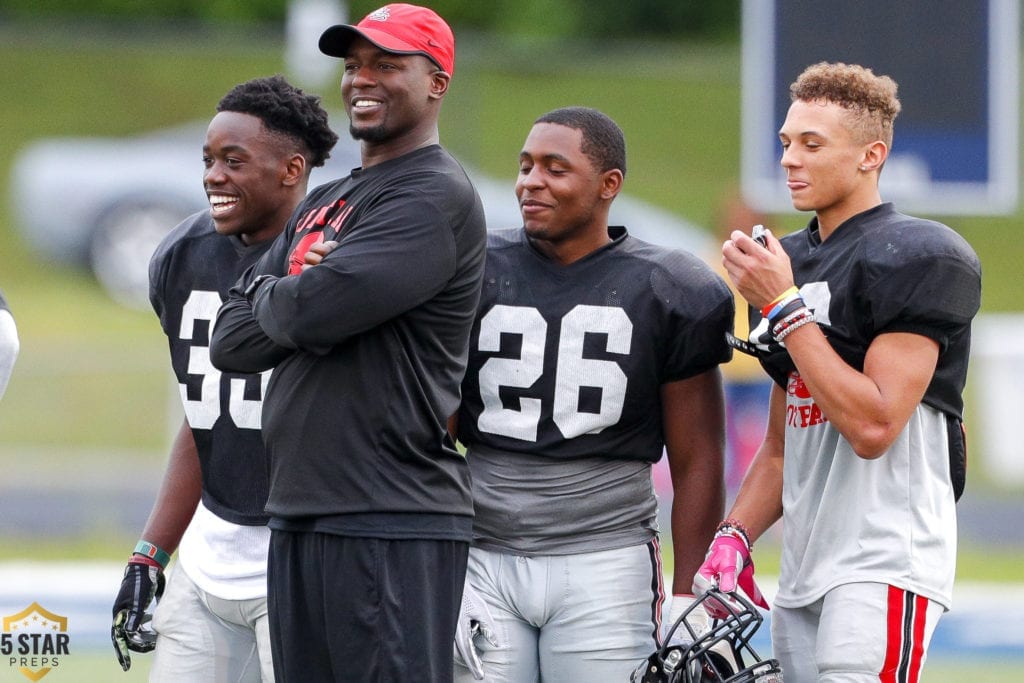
top-left (267, 529), bottom-right (469, 682)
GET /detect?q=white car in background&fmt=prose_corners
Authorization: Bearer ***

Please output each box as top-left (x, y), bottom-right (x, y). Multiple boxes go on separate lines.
top-left (9, 121), bottom-right (710, 308)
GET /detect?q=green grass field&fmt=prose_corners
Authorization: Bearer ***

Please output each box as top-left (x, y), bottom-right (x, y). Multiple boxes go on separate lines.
top-left (0, 19), bottom-right (1021, 682)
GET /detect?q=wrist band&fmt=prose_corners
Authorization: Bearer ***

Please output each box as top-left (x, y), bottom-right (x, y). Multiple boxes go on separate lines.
top-left (134, 540), bottom-right (171, 569)
top-left (771, 306), bottom-right (813, 337)
top-left (244, 274), bottom-right (274, 301)
top-left (716, 518), bottom-right (753, 550)
top-left (764, 293), bottom-right (804, 324)
top-left (761, 286), bottom-right (799, 318)
top-left (130, 554), bottom-right (163, 569)
top-left (774, 310), bottom-right (816, 342)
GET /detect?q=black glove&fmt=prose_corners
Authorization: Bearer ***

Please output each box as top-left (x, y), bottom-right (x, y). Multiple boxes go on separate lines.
top-left (111, 558), bottom-right (165, 671)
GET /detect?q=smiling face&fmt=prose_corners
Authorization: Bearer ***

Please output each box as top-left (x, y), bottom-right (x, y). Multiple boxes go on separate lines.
top-left (203, 111), bottom-right (301, 245)
top-left (341, 37), bottom-right (446, 161)
top-left (515, 122), bottom-right (621, 263)
top-left (779, 98), bottom-right (884, 233)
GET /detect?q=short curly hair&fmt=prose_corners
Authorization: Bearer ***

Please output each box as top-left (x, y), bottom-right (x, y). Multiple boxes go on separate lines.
top-left (217, 75), bottom-right (339, 168)
top-left (535, 106), bottom-right (627, 178)
top-left (790, 62), bottom-right (901, 147)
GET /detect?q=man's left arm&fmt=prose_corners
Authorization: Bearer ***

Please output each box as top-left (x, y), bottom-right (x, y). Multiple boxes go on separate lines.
top-left (662, 368), bottom-right (727, 594)
top-left (724, 227), bottom-right (940, 458)
top-left (251, 187), bottom-right (458, 354)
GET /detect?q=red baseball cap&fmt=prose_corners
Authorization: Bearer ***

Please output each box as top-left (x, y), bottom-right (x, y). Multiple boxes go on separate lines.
top-left (319, 3), bottom-right (455, 76)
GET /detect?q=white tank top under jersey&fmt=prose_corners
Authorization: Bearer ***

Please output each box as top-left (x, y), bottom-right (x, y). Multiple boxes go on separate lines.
top-left (177, 501), bottom-right (270, 601)
top-left (777, 372), bottom-right (956, 611)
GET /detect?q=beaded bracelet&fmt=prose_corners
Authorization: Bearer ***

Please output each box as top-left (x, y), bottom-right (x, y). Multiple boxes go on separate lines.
top-left (771, 306), bottom-right (814, 339)
top-left (774, 309), bottom-right (815, 342)
top-left (775, 314), bottom-right (816, 342)
top-left (716, 518), bottom-right (753, 550)
top-left (133, 540), bottom-right (171, 569)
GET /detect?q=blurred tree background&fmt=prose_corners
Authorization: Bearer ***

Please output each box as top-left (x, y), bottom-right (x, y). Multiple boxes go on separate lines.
top-left (0, 0), bottom-right (740, 40)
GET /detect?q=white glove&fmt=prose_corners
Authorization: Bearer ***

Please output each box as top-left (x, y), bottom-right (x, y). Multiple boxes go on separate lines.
top-left (748, 317), bottom-right (785, 355)
top-left (662, 593), bottom-right (738, 672)
top-left (454, 581), bottom-right (499, 680)
top-left (662, 594), bottom-right (708, 645)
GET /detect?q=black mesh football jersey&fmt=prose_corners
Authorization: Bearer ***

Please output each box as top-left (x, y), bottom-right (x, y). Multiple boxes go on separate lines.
top-left (757, 203), bottom-right (981, 418)
top-left (149, 211), bottom-right (274, 525)
top-left (457, 226), bottom-right (734, 463)
top-left (755, 203), bottom-right (981, 499)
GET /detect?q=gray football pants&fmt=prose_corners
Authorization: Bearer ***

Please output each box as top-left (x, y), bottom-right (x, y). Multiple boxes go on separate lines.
top-left (150, 564), bottom-right (274, 682)
top-left (454, 542), bottom-right (663, 683)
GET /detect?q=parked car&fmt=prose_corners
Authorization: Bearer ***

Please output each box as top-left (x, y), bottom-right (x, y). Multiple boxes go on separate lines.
top-left (9, 121), bottom-right (710, 308)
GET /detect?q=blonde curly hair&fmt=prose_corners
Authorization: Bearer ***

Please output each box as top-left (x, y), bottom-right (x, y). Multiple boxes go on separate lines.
top-left (790, 62), bottom-right (901, 147)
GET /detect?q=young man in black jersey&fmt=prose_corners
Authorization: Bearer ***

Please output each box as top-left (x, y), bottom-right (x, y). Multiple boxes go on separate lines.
top-left (450, 106), bottom-right (734, 682)
top-left (110, 75), bottom-right (337, 679)
top-left (209, 4), bottom-right (487, 681)
top-left (0, 289), bottom-right (17, 400)
top-left (702, 62), bottom-right (981, 681)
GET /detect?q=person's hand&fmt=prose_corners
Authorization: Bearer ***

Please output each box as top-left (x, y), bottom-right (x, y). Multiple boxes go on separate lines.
top-left (692, 532), bottom-right (768, 619)
top-left (111, 558), bottom-right (165, 671)
top-left (722, 227), bottom-right (795, 310)
top-left (662, 594), bottom-right (709, 645)
top-left (453, 581), bottom-right (499, 680)
top-left (659, 593), bottom-right (740, 672)
top-left (302, 240), bottom-right (339, 270)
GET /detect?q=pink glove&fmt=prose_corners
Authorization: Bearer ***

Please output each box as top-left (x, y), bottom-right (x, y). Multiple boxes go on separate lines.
top-left (692, 533), bottom-right (769, 618)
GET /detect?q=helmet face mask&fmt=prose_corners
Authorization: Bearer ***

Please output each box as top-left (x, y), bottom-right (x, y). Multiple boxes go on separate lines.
top-left (631, 589), bottom-right (784, 683)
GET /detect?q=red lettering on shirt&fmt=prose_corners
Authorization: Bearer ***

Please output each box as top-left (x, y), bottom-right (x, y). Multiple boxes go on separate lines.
top-left (327, 204), bottom-right (354, 231)
top-left (786, 372), bottom-right (828, 428)
top-left (295, 199), bottom-right (346, 232)
top-left (288, 231), bottom-right (325, 275)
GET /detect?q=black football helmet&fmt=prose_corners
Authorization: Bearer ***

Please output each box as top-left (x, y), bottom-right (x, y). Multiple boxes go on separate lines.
top-left (630, 589), bottom-right (783, 683)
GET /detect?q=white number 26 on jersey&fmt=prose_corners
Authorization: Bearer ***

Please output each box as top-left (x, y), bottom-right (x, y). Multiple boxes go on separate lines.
top-left (476, 304), bottom-right (631, 442)
top-left (178, 291), bottom-right (270, 430)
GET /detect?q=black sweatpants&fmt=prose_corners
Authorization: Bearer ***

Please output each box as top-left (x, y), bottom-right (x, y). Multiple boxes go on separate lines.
top-left (267, 530), bottom-right (469, 682)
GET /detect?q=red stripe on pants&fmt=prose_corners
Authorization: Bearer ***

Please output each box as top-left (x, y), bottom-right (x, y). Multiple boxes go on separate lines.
top-left (880, 586), bottom-right (929, 683)
top-left (907, 593), bottom-right (929, 682)
top-left (880, 585), bottom-right (904, 683)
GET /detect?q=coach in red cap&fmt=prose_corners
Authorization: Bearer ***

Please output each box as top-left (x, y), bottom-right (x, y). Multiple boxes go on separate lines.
top-left (210, 2), bottom-right (486, 682)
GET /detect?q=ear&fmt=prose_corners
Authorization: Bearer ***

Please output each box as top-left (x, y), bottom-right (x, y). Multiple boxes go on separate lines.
top-left (281, 153), bottom-right (307, 188)
top-left (858, 140), bottom-right (888, 173)
top-left (429, 70), bottom-right (450, 100)
top-left (599, 168), bottom-right (624, 201)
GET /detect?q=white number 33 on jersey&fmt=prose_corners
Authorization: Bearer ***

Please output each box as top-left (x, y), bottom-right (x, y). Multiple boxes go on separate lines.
top-left (178, 291), bottom-right (270, 430)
